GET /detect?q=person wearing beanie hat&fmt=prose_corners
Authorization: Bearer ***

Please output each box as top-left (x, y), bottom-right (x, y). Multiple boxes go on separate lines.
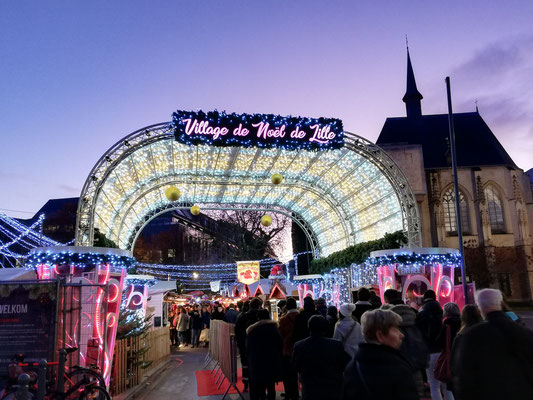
top-left (334, 303), bottom-right (365, 361)
top-left (339, 303), bottom-right (356, 317)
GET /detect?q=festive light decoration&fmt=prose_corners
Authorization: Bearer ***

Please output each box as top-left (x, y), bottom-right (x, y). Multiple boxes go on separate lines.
top-left (25, 249), bottom-right (136, 270)
top-left (271, 173), bottom-right (283, 185)
top-left (190, 205), bottom-right (201, 216)
top-left (367, 249), bottom-right (460, 306)
top-left (261, 215), bottom-right (272, 227)
top-left (171, 110), bottom-right (345, 151)
top-left (0, 212), bottom-right (63, 267)
top-left (32, 246), bottom-right (127, 386)
top-left (165, 186), bottom-right (181, 201)
top-left (77, 122), bottom-right (415, 258)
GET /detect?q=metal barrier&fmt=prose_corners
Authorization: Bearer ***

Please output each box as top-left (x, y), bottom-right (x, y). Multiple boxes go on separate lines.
top-left (205, 320), bottom-right (243, 400)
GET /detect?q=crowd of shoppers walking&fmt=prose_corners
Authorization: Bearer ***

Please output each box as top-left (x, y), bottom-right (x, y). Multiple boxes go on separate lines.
top-left (171, 287), bottom-right (533, 400)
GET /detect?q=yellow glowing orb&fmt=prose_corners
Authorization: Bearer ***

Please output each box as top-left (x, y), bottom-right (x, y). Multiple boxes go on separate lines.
top-left (261, 215), bottom-right (273, 227)
top-left (271, 173), bottom-right (283, 185)
top-left (165, 186), bottom-right (181, 201)
top-left (190, 205), bottom-right (201, 216)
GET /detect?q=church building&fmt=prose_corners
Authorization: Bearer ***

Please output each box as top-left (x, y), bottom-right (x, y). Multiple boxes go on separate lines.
top-left (377, 51), bottom-right (533, 303)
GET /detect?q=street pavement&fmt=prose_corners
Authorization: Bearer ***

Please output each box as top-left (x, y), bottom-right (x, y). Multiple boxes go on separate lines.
top-left (130, 346), bottom-right (250, 400)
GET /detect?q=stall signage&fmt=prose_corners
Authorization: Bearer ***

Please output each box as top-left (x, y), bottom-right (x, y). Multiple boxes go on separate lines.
top-left (398, 265), bottom-right (426, 276)
top-left (0, 281), bottom-right (58, 385)
top-left (172, 110), bottom-right (344, 151)
top-left (237, 261), bottom-right (260, 285)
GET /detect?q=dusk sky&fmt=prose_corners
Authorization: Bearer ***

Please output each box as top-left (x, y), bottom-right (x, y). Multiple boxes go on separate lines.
top-left (2, 1), bottom-right (533, 218)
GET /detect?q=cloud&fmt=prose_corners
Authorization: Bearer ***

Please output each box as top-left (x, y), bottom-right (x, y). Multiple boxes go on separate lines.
top-left (449, 36), bottom-right (533, 170)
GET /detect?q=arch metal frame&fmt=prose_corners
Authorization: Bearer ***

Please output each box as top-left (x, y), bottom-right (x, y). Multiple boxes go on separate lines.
top-left (75, 122), bottom-right (421, 254)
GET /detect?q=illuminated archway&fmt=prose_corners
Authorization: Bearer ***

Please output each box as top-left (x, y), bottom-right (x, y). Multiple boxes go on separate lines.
top-left (76, 122), bottom-right (421, 256)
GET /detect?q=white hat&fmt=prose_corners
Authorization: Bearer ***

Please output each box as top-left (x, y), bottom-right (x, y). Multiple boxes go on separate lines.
top-left (339, 303), bottom-right (355, 317)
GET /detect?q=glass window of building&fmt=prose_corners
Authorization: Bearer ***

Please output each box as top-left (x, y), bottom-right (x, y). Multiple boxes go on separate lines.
top-left (484, 185), bottom-right (505, 233)
top-left (442, 187), bottom-right (471, 234)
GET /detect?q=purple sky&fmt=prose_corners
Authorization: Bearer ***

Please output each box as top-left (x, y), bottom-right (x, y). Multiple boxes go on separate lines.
top-left (1, 1), bottom-right (533, 218)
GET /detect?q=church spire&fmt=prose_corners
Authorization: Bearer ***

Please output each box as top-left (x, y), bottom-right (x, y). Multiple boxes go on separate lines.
top-left (402, 48), bottom-right (423, 118)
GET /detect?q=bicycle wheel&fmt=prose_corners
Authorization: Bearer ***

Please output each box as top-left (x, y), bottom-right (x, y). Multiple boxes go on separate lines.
top-left (66, 369), bottom-right (105, 389)
top-left (78, 385), bottom-right (110, 400)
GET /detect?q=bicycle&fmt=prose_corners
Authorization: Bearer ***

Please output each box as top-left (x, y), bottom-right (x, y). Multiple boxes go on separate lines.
top-left (1, 348), bottom-right (110, 400)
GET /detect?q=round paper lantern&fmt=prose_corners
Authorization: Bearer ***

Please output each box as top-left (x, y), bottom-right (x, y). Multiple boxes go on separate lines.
top-left (165, 186), bottom-right (181, 201)
top-left (190, 205), bottom-right (201, 216)
top-left (271, 173), bottom-right (283, 185)
top-left (261, 215), bottom-right (272, 227)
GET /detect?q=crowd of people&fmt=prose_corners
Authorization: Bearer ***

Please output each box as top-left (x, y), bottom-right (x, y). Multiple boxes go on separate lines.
top-left (168, 288), bottom-right (533, 400)
top-left (168, 302), bottom-right (238, 348)
top-left (224, 287), bottom-right (533, 400)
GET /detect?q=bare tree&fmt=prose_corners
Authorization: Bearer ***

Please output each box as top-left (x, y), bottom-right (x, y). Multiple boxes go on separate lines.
top-left (206, 207), bottom-right (290, 262)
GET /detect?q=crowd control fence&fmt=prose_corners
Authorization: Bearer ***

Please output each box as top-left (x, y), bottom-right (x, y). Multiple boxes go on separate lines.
top-left (205, 320), bottom-right (243, 400)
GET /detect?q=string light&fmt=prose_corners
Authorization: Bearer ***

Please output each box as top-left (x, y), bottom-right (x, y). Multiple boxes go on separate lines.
top-left (84, 123), bottom-right (405, 258)
top-left (25, 250), bottom-right (136, 270)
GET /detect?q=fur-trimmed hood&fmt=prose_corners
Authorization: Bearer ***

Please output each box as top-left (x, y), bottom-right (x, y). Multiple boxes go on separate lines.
top-left (246, 319), bottom-right (278, 335)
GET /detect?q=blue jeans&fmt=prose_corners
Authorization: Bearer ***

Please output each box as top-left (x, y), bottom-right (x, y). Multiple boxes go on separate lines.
top-left (178, 331), bottom-right (186, 345)
top-left (191, 328), bottom-right (201, 347)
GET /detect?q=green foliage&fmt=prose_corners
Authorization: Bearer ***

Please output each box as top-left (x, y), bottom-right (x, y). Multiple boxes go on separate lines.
top-left (93, 228), bottom-right (119, 248)
top-left (117, 309), bottom-right (153, 339)
top-left (309, 231), bottom-right (407, 274)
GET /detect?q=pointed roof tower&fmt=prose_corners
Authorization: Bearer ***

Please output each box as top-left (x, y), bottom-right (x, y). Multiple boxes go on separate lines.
top-left (402, 49), bottom-right (423, 118)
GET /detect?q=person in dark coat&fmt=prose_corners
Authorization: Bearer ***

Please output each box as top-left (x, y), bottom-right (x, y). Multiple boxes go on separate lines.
top-left (392, 303), bottom-right (429, 398)
top-left (191, 304), bottom-right (203, 348)
top-left (223, 303), bottom-right (239, 324)
top-left (353, 287), bottom-right (375, 322)
top-left (278, 297), bottom-right (300, 400)
top-left (434, 302), bottom-right (461, 399)
top-left (246, 309), bottom-right (282, 400)
top-left (452, 289), bottom-right (533, 400)
top-left (316, 297), bottom-right (328, 318)
top-left (292, 315), bottom-right (350, 400)
top-left (325, 305), bottom-right (338, 338)
top-left (381, 288), bottom-right (405, 309)
top-left (211, 302), bottom-right (225, 320)
top-left (234, 298), bottom-right (262, 392)
top-left (292, 296), bottom-right (318, 344)
top-left (415, 289), bottom-right (443, 400)
top-left (343, 309), bottom-right (419, 400)
top-left (369, 289), bottom-right (382, 308)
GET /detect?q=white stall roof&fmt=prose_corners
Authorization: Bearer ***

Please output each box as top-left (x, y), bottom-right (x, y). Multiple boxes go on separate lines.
top-left (0, 268), bottom-right (38, 281)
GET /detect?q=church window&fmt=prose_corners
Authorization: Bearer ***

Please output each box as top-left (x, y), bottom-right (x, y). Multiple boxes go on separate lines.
top-left (484, 185), bottom-right (505, 233)
top-left (442, 188), bottom-right (471, 235)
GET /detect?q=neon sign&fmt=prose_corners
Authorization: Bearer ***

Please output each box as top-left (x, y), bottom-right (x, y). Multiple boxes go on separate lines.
top-left (172, 110), bottom-right (344, 150)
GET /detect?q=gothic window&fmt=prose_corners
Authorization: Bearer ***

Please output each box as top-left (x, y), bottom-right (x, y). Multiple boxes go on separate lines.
top-left (442, 188), bottom-right (471, 235)
top-left (484, 185), bottom-right (505, 233)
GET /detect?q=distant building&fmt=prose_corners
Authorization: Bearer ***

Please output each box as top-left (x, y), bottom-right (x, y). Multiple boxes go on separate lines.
top-left (20, 197), bottom-right (78, 243)
top-left (377, 50), bottom-right (533, 302)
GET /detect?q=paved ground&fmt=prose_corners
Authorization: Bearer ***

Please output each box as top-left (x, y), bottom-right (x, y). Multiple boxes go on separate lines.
top-left (130, 346), bottom-right (251, 400)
